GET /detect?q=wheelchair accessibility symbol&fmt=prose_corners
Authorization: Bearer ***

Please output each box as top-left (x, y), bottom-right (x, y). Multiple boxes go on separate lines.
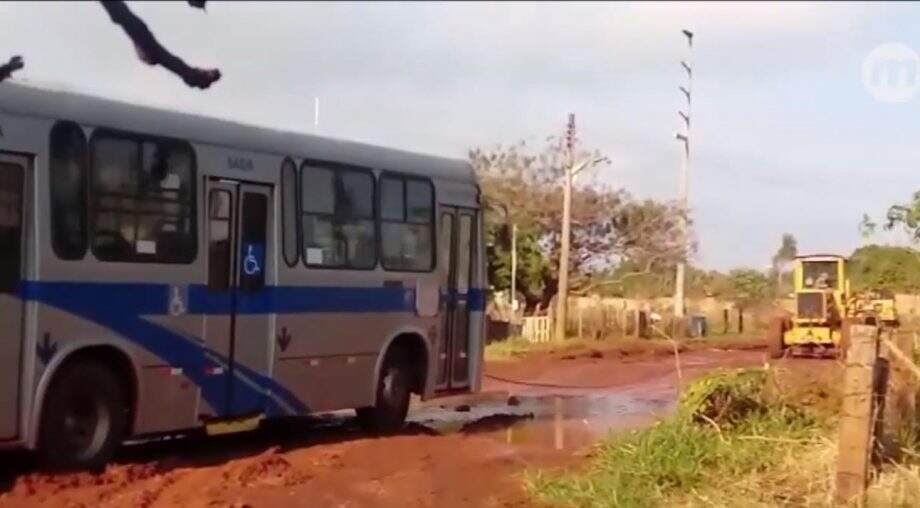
top-left (242, 243), bottom-right (263, 276)
top-left (168, 285), bottom-right (187, 316)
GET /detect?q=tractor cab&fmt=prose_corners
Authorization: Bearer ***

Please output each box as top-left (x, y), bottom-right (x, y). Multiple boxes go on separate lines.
top-left (793, 254), bottom-right (848, 327)
top-left (769, 254), bottom-right (849, 358)
top-left (769, 253), bottom-right (898, 358)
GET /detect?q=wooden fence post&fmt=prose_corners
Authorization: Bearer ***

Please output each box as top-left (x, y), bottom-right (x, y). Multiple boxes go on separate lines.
top-left (878, 330), bottom-right (918, 457)
top-left (835, 324), bottom-right (880, 505)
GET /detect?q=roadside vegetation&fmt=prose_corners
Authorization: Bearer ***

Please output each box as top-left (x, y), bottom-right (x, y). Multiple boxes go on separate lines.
top-left (526, 368), bottom-right (920, 507)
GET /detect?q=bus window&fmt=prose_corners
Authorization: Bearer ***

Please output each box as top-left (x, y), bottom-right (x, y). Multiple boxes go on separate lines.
top-left (281, 157), bottom-right (299, 266)
top-left (208, 189), bottom-right (233, 291)
top-left (456, 214), bottom-right (473, 294)
top-left (239, 192), bottom-right (267, 292)
top-left (0, 163), bottom-right (23, 292)
top-left (300, 164), bottom-right (376, 269)
top-left (380, 174), bottom-right (433, 272)
top-left (49, 121), bottom-right (88, 260)
top-left (90, 131), bottom-right (196, 263)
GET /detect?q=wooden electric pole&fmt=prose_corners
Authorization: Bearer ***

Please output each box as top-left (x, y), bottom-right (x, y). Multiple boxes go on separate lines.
top-left (554, 114), bottom-right (576, 341)
top-left (553, 114), bottom-right (607, 341)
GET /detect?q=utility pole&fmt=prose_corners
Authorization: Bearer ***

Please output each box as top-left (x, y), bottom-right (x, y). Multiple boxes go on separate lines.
top-left (554, 113), bottom-right (576, 341)
top-left (510, 223), bottom-right (518, 311)
top-left (674, 29), bottom-right (693, 320)
top-left (553, 114), bottom-right (608, 341)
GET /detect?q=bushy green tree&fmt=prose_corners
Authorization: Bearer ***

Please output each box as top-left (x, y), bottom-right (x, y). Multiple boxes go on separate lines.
top-left (485, 224), bottom-right (549, 310)
top-left (727, 269), bottom-right (771, 306)
top-left (849, 245), bottom-right (920, 294)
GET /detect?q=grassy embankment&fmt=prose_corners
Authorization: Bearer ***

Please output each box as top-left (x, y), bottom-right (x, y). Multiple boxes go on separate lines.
top-left (526, 367), bottom-right (920, 507)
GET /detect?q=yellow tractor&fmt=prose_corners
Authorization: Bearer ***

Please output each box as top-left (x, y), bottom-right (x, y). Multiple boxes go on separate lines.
top-left (768, 254), bottom-right (899, 358)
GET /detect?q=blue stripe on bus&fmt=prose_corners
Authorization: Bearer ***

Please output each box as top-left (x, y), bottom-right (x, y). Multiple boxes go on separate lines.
top-left (17, 281), bottom-right (485, 418)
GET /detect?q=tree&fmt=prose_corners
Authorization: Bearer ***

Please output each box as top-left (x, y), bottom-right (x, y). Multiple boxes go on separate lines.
top-left (849, 245), bottom-right (920, 294)
top-left (471, 134), bottom-right (690, 309)
top-left (861, 190), bottom-right (920, 242)
top-left (1, 1), bottom-right (220, 89)
top-left (770, 233), bottom-right (797, 293)
top-left (727, 269), bottom-right (770, 307)
top-left (577, 199), bottom-right (690, 294)
top-left (485, 223), bottom-right (549, 311)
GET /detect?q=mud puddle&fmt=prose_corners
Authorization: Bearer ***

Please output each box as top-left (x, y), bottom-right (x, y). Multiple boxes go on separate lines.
top-left (410, 381), bottom-right (676, 452)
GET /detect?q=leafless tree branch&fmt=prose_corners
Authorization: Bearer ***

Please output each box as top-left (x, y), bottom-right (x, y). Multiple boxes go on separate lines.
top-left (0, 55), bottom-right (24, 83)
top-left (572, 255), bottom-right (665, 295)
top-left (100, 1), bottom-right (220, 89)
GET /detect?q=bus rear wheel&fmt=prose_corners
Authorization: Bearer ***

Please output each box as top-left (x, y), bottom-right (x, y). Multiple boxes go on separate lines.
top-left (38, 359), bottom-right (127, 471)
top-left (357, 349), bottom-right (411, 434)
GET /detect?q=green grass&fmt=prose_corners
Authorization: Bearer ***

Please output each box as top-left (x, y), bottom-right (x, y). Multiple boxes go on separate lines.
top-left (526, 369), bottom-right (829, 507)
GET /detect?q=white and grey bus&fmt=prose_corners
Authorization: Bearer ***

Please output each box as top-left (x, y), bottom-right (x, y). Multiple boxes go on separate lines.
top-left (0, 83), bottom-right (484, 468)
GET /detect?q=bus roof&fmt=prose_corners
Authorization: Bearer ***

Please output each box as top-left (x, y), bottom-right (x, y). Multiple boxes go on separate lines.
top-left (0, 81), bottom-right (473, 183)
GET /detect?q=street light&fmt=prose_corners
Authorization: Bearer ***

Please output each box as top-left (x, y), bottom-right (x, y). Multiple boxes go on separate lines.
top-left (674, 29), bottom-right (693, 321)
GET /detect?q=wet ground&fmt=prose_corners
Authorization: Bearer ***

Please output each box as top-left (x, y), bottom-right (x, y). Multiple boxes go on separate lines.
top-left (0, 347), bottom-right (766, 507)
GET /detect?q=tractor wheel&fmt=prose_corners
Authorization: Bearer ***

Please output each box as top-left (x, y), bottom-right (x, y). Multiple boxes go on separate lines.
top-left (767, 316), bottom-right (786, 359)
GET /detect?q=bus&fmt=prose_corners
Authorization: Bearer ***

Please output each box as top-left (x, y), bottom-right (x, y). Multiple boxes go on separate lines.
top-left (0, 82), bottom-right (485, 469)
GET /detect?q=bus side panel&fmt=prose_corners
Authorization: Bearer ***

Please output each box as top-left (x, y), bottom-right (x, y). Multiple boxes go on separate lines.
top-left (29, 300), bottom-right (202, 437)
top-left (29, 121), bottom-right (210, 438)
top-left (273, 310), bottom-right (437, 413)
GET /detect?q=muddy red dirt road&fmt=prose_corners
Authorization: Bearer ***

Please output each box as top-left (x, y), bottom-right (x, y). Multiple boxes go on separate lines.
top-left (0, 347), bottom-right (766, 508)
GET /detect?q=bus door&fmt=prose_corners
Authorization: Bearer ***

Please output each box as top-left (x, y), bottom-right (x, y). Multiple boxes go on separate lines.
top-left (0, 153), bottom-right (27, 439)
top-left (436, 206), bottom-right (476, 390)
top-left (204, 179), bottom-right (274, 417)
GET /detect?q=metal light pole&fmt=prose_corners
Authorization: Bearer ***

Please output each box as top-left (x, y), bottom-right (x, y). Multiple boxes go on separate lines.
top-left (510, 223), bottom-right (518, 311)
top-left (673, 29), bottom-right (693, 320)
top-left (314, 96), bottom-right (320, 128)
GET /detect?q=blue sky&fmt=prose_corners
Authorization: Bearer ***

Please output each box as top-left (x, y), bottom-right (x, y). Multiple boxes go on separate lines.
top-left (1, 1), bottom-right (917, 270)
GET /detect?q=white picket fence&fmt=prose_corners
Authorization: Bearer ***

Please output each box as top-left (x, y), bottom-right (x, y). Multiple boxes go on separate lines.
top-left (521, 316), bottom-right (553, 342)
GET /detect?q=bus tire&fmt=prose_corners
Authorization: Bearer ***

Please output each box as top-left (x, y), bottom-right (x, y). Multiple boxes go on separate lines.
top-left (357, 349), bottom-right (411, 434)
top-left (38, 359), bottom-right (127, 471)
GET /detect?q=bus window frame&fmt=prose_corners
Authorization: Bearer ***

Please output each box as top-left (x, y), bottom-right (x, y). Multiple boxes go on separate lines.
top-left (48, 120), bottom-right (89, 261)
top-left (377, 170), bottom-right (436, 273)
top-left (88, 127), bottom-right (198, 265)
top-left (280, 156), bottom-right (300, 267)
top-left (298, 159), bottom-right (378, 271)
